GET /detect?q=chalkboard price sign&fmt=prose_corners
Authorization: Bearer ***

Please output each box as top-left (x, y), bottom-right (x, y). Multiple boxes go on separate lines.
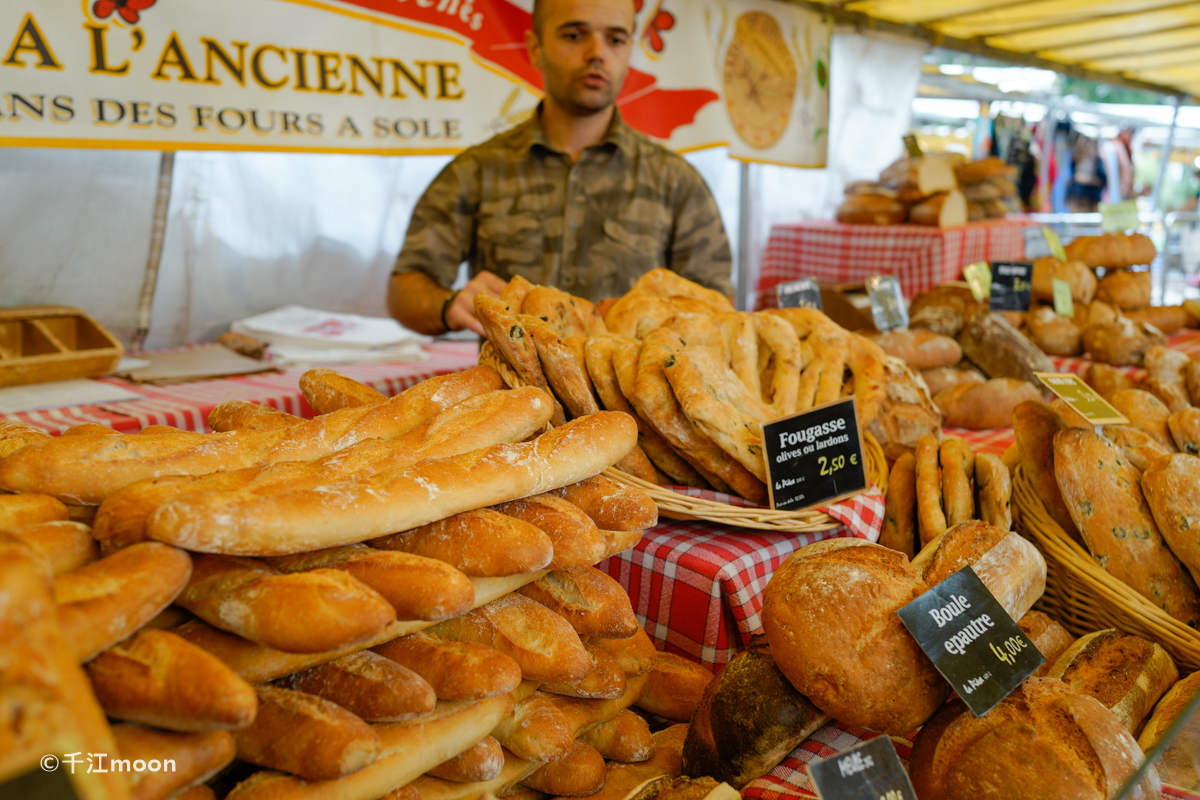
top-left (988, 261), bottom-right (1033, 312)
top-left (776, 278), bottom-right (823, 310)
top-left (897, 566), bottom-right (1044, 718)
top-left (760, 396), bottom-right (867, 512)
top-left (809, 736), bottom-right (918, 800)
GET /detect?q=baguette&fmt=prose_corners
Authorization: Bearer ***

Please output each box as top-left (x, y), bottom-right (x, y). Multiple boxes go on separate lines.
top-left (1047, 629), bottom-right (1178, 735)
top-left (934, 378), bottom-right (1043, 430)
top-left (175, 572), bottom-right (543, 684)
top-left (493, 494), bottom-right (609, 570)
top-left (0, 491), bottom-right (68, 530)
top-left (548, 474), bottom-right (658, 532)
top-left (400, 750), bottom-right (540, 800)
top-left (177, 555), bottom-right (396, 653)
top-left (85, 629), bottom-right (257, 732)
top-left (585, 727), bottom-right (688, 800)
top-left (11, 520), bottom-right (97, 574)
top-left (517, 567), bottom-right (639, 639)
top-left (233, 685), bottom-right (380, 781)
top-left (868, 329), bottom-right (961, 370)
top-left (95, 386), bottom-right (555, 552)
top-left (427, 735), bottom-right (504, 782)
top-left (634, 652), bottom-right (714, 723)
top-left (209, 401), bottom-right (304, 432)
top-left (542, 673), bottom-right (651, 739)
top-left (276, 650), bottom-right (436, 723)
top-left (265, 545), bottom-right (473, 622)
top-left (56, 542), bottom-right (193, 663)
top-left (147, 412), bottom-right (637, 556)
top-left (0, 419), bottom-right (52, 457)
top-left (540, 644), bottom-right (627, 700)
top-left (520, 740), bottom-right (606, 796)
top-left (1016, 610), bottom-right (1075, 678)
top-left (491, 691), bottom-right (574, 762)
top-left (0, 535), bottom-right (130, 799)
top-left (1127, 305), bottom-right (1189, 335)
top-left (368, 510), bottom-right (553, 578)
top-left (592, 625), bottom-right (658, 677)
top-left (880, 452), bottom-right (917, 558)
top-left (224, 695), bottom-right (514, 800)
top-left (373, 631), bottom-right (522, 702)
top-left (580, 709), bottom-right (654, 763)
top-left (112, 725), bottom-right (235, 800)
top-left (1064, 232), bottom-right (1156, 268)
top-left (428, 594), bottom-right (591, 685)
top-left (300, 368), bottom-right (387, 414)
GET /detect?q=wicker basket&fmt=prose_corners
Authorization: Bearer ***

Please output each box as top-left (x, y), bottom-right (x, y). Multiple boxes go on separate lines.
top-left (1013, 466), bottom-right (1200, 671)
top-left (480, 340), bottom-right (888, 533)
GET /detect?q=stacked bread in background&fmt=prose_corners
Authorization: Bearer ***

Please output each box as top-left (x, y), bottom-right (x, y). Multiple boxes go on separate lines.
top-left (477, 270), bottom-right (924, 502)
top-left (836, 155), bottom-right (1016, 229)
top-left (0, 366), bottom-right (717, 800)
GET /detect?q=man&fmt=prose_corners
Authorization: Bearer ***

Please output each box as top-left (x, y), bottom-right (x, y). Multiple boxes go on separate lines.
top-left (387, 0), bottom-right (733, 336)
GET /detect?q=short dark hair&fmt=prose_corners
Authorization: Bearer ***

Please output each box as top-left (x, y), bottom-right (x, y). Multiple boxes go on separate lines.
top-left (531, 0), bottom-right (637, 39)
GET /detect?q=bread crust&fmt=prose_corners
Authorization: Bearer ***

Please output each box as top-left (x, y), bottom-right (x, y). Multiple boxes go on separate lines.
top-left (915, 434), bottom-right (946, 547)
top-left (939, 436), bottom-right (975, 527)
top-left (879, 452), bottom-right (917, 558)
top-left (1013, 401), bottom-right (1078, 538)
top-left (518, 567), bottom-right (639, 639)
top-left (1142, 453), bottom-right (1200, 587)
top-left (299, 368), bottom-right (387, 415)
top-left (1017, 610), bottom-right (1075, 678)
top-left (275, 650), bottom-right (435, 723)
top-left (372, 631), bottom-right (521, 702)
top-left (368, 509), bottom-right (553, 578)
top-left (934, 378), bottom-right (1043, 430)
top-left (634, 651), bottom-right (714, 723)
top-left (209, 400), bottom-right (304, 432)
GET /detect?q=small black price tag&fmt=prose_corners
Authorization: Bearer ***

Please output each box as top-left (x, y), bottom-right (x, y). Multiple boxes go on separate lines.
top-left (776, 278), bottom-right (823, 310)
top-left (897, 566), bottom-right (1044, 718)
top-left (988, 261), bottom-right (1033, 312)
top-left (809, 736), bottom-right (918, 800)
top-left (760, 396), bottom-right (867, 512)
top-left (0, 763), bottom-right (81, 800)
top-left (865, 275), bottom-right (907, 332)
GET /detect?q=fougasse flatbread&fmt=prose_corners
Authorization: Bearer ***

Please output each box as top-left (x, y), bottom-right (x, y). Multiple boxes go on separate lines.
top-left (475, 295), bottom-right (566, 427)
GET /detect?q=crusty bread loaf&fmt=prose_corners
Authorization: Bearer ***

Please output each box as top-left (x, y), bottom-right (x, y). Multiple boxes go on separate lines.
top-left (234, 685), bottom-right (380, 781)
top-left (265, 545), bottom-right (473, 622)
top-left (0, 491), bottom-right (68, 531)
top-left (549, 474), bottom-right (659, 532)
top-left (909, 677), bottom-right (1157, 800)
top-left (1013, 400), bottom-right (1079, 539)
top-left (367, 510), bottom-right (553, 578)
top-left (580, 726), bottom-right (688, 800)
top-left (1024, 306), bottom-right (1082, 356)
top-left (1088, 362), bottom-right (1139, 404)
top-left (879, 452), bottom-right (917, 558)
top-left (1084, 318), bottom-right (1165, 367)
top-left (1112, 388), bottom-right (1177, 451)
top-left (276, 650), bottom-right (435, 722)
top-left (1167, 407), bottom-right (1200, 455)
top-left (919, 520), bottom-right (1046, 622)
top-left (1137, 671), bottom-right (1200, 790)
top-left (521, 739), bottom-right (607, 796)
top-left (56, 541), bottom-right (193, 663)
top-left (491, 691), bottom-right (574, 762)
top-left (85, 629), bottom-right (257, 732)
top-left (915, 433), bottom-right (946, 548)
top-left (1031, 257), bottom-right (1097, 304)
top-left (11, 519), bottom-right (97, 574)
top-left (373, 631), bottom-right (521, 702)
top-left (1127, 306), bottom-right (1189, 335)
top-left (1142, 453), bottom-right (1200, 587)
top-left (427, 735), bottom-right (504, 783)
top-left (147, 412), bottom-right (637, 556)
top-left (920, 366), bottom-right (984, 396)
top-left (934, 378), bottom-right (1043, 430)
top-left (909, 190), bottom-right (967, 228)
top-left (958, 313), bottom-right (1055, 385)
top-left (681, 638), bottom-right (828, 788)
top-left (762, 539), bottom-right (947, 734)
top-left (1064, 232), bottom-right (1156, 268)
top-left (869, 329), bottom-right (962, 370)
top-left (939, 436), bottom-right (974, 527)
top-left (493, 494), bottom-right (609, 570)
top-left (835, 193), bottom-right (907, 225)
top-left (1048, 629), bottom-right (1179, 735)
top-left (1017, 610), bottom-right (1075, 678)
top-left (592, 625), bottom-right (658, 677)
top-left (428, 593), bottom-right (590, 685)
top-left (580, 709), bottom-right (654, 763)
top-left (866, 356), bottom-right (944, 461)
top-left (0, 419), bottom-right (52, 458)
top-left (517, 567), bottom-right (639, 639)
top-left (1101, 424), bottom-right (1175, 472)
top-left (209, 401), bottom-right (304, 432)
top-left (634, 652), bottom-right (714, 723)
top-left (0, 535), bottom-right (130, 798)
top-left (541, 644), bottom-right (627, 700)
top-left (224, 694), bottom-right (514, 800)
top-left (112, 724), bottom-right (235, 800)
top-left (1054, 428), bottom-right (1200, 627)
top-left (975, 453), bottom-right (1012, 531)
top-left (1097, 269), bottom-right (1152, 310)
top-left (300, 368), bottom-right (387, 415)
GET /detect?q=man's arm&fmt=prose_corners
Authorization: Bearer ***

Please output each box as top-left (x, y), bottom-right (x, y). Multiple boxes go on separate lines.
top-left (666, 161), bottom-right (735, 299)
top-left (387, 270), bottom-right (506, 336)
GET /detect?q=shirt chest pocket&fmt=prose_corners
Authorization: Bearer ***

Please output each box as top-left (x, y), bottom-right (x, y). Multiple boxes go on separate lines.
top-left (478, 211), bottom-right (544, 274)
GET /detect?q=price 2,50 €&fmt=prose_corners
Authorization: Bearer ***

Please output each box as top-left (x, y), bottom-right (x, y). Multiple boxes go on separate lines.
top-left (818, 453), bottom-right (857, 476)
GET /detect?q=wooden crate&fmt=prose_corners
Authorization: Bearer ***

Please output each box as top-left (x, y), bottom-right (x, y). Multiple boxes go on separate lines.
top-left (0, 305), bottom-right (124, 388)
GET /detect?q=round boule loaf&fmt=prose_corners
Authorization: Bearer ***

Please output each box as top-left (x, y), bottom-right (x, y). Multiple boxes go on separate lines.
top-left (761, 538), bottom-right (948, 734)
top-left (909, 677), bottom-right (1159, 800)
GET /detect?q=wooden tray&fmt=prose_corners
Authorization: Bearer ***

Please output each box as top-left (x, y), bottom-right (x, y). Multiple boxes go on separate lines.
top-left (0, 305), bottom-right (124, 388)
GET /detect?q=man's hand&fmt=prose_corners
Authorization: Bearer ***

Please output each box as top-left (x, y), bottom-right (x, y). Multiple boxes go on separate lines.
top-left (445, 271), bottom-right (507, 336)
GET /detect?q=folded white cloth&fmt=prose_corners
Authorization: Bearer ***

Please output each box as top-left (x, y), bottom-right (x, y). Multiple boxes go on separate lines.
top-left (232, 305), bottom-right (429, 350)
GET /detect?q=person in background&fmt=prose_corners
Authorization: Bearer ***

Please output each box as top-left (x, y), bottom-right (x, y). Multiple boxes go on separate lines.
top-left (387, 0), bottom-right (733, 336)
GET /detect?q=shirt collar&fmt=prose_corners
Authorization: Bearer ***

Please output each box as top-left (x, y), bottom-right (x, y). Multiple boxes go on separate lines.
top-left (518, 102), bottom-right (633, 156)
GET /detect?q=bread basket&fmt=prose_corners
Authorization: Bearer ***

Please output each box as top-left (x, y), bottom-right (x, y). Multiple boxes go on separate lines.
top-left (480, 340), bottom-right (888, 533)
top-left (1013, 466), bottom-right (1200, 671)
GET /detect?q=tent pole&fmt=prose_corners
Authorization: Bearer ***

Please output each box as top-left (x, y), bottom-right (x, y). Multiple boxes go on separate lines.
top-left (1150, 97), bottom-right (1179, 218)
top-left (737, 160), bottom-right (752, 311)
top-left (129, 150), bottom-right (176, 354)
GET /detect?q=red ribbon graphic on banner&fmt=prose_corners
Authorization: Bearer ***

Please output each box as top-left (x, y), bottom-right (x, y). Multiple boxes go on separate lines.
top-left (336, 0), bottom-right (717, 139)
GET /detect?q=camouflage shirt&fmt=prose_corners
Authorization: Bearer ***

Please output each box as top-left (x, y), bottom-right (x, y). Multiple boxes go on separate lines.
top-left (392, 107), bottom-right (734, 302)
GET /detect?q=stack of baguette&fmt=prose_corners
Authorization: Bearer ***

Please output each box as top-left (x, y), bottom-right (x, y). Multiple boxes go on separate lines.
top-left (0, 367), bottom-right (711, 800)
top-left (835, 154), bottom-right (967, 228)
top-left (476, 270), bottom-right (911, 503)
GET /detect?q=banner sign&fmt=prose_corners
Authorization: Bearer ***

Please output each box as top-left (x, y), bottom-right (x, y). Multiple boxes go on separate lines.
top-left (0, 0), bottom-right (829, 165)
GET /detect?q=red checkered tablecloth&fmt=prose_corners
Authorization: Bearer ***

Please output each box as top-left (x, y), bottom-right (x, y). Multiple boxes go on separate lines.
top-left (754, 218), bottom-right (1038, 309)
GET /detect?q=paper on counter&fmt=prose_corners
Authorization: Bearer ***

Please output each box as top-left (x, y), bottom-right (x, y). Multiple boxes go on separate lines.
top-left (266, 341), bottom-right (429, 367)
top-left (0, 379), bottom-right (144, 414)
top-left (232, 305), bottom-right (429, 350)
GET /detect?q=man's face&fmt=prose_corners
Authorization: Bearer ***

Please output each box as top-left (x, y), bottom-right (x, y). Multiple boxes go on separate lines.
top-left (527, 0), bottom-right (635, 116)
